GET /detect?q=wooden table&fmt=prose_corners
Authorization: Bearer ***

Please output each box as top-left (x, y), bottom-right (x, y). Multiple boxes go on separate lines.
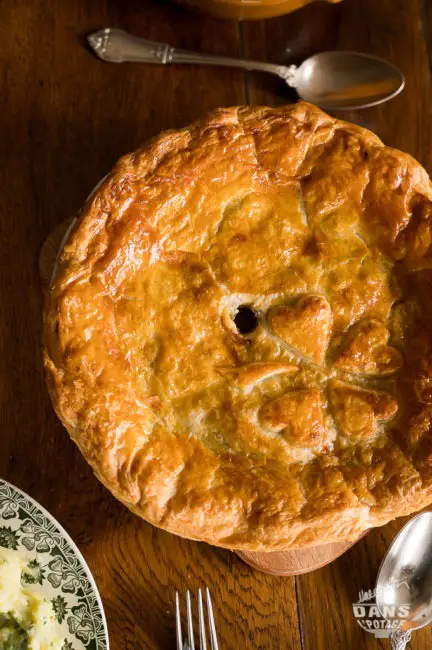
top-left (1, 0), bottom-right (432, 647)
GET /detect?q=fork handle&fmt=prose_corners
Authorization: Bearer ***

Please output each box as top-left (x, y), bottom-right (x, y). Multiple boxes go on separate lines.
top-left (88, 28), bottom-right (297, 84)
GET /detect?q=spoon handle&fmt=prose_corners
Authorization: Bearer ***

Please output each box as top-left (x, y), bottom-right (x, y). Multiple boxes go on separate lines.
top-left (390, 628), bottom-right (411, 650)
top-left (87, 28), bottom-right (297, 85)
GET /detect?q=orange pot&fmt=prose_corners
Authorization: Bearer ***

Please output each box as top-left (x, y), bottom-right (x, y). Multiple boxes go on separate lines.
top-left (177, 0), bottom-right (343, 20)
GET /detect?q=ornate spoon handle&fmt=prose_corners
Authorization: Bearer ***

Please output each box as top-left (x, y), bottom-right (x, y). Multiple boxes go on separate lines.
top-left (87, 28), bottom-right (297, 85)
top-left (390, 628), bottom-right (412, 650)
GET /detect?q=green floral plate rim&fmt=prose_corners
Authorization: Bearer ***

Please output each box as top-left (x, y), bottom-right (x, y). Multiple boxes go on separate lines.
top-left (0, 478), bottom-right (109, 650)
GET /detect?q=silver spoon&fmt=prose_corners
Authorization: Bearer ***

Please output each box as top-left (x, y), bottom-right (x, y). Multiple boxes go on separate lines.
top-left (87, 28), bottom-right (404, 111)
top-left (376, 512), bottom-right (432, 650)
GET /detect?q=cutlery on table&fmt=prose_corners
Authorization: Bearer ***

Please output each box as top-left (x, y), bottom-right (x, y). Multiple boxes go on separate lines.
top-left (376, 512), bottom-right (432, 649)
top-left (176, 588), bottom-right (219, 650)
top-left (87, 27), bottom-right (405, 111)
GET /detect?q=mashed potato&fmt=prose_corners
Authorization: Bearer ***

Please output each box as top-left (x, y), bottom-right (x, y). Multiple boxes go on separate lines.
top-left (0, 549), bottom-right (63, 650)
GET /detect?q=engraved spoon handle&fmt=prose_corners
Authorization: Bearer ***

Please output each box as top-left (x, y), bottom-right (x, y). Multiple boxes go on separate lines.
top-left (87, 28), bottom-right (298, 85)
top-left (390, 628), bottom-right (412, 650)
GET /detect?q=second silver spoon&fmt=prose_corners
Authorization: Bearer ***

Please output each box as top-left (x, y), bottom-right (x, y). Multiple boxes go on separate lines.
top-left (376, 512), bottom-right (432, 650)
top-left (88, 28), bottom-right (404, 110)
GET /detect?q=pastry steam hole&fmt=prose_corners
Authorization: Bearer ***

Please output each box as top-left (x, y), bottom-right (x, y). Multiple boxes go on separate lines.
top-left (234, 306), bottom-right (258, 335)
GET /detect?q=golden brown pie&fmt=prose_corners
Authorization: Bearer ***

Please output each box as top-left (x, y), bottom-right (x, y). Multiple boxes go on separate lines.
top-left (44, 102), bottom-right (432, 550)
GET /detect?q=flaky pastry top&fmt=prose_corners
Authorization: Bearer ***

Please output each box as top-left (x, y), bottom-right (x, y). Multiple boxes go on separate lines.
top-left (44, 102), bottom-right (432, 550)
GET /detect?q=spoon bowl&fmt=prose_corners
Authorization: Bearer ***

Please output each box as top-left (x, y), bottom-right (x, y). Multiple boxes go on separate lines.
top-left (294, 51), bottom-right (405, 110)
top-left (376, 512), bottom-right (432, 647)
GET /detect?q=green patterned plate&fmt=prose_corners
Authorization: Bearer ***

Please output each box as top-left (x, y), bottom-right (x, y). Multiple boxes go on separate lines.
top-left (0, 478), bottom-right (109, 650)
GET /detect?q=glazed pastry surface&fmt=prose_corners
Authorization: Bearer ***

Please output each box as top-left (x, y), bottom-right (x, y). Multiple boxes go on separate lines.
top-left (44, 102), bottom-right (432, 550)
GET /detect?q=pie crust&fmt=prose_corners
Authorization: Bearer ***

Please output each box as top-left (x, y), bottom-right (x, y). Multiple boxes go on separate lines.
top-left (44, 102), bottom-right (432, 550)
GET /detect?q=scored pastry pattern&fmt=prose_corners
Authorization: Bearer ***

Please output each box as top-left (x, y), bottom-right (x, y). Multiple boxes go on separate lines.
top-left (44, 102), bottom-right (432, 550)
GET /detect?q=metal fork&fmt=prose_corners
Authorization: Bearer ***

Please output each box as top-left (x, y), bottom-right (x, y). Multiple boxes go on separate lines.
top-left (175, 588), bottom-right (219, 650)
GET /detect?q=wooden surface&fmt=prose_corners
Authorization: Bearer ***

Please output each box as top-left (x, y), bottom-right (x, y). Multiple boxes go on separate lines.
top-left (1, 0), bottom-right (432, 648)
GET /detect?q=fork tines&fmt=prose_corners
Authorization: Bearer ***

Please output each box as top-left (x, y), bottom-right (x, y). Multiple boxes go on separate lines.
top-left (176, 588), bottom-right (219, 650)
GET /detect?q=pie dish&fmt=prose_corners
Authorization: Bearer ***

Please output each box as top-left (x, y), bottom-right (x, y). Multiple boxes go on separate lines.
top-left (44, 102), bottom-right (432, 551)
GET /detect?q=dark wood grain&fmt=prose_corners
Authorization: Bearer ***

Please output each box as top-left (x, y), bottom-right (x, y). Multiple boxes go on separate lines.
top-left (243, 1), bottom-right (432, 648)
top-left (2, 0), bottom-right (432, 648)
top-left (0, 1), bottom-right (300, 650)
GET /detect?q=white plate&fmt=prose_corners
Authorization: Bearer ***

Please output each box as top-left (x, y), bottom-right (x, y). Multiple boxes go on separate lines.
top-left (0, 478), bottom-right (109, 650)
